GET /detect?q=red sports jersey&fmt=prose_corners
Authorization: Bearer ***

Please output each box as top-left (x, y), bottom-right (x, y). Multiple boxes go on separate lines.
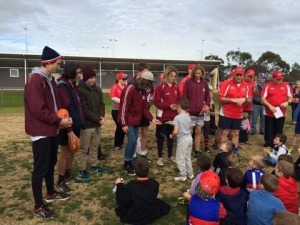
top-left (218, 79), bottom-right (249, 119)
top-left (261, 81), bottom-right (292, 117)
top-left (110, 83), bottom-right (123, 110)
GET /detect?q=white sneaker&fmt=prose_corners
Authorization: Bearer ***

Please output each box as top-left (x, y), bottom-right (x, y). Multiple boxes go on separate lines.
top-left (174, 174), bottom-right (187, 181)
top-left (169, 156), bottom-right (176, 163)
top-left (157, 158), bottom-right (163, 166)
top-left (188, 174), bottom-right (194, 180)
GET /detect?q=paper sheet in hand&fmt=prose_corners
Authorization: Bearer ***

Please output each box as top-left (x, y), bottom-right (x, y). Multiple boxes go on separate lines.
top-left (274, 107), bottom-right (283, 118)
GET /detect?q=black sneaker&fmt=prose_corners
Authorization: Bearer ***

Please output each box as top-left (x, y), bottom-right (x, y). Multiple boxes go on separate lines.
top-left (64, 176), bottom-right (83, 184)
top-left (123, 165), bottom-right (135, 176)
top-left (55, 182), bottom-right (71, 194)
top-left (33, 205), bottom-right (56, 219)
top-left (193, 151), bottom-right (202, 158)
top-left (44, 191), bottom-right (70, 203)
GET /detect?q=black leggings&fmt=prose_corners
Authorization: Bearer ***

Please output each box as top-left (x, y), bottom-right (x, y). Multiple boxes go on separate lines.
top-left (156, 124), bottom-right (174, 158)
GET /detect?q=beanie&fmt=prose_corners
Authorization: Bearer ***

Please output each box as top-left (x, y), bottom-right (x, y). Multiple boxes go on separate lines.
top-left (82, 65), bottom-right (96, 82)
top-left (41, 46), bottom-right (62, 64)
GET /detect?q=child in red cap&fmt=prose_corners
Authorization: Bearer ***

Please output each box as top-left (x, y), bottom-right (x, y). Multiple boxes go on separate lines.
top-left (188, 170), bottom-right (227, 225)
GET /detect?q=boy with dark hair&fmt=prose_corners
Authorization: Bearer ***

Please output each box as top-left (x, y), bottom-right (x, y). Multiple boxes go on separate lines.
top-left (182, 154), bottom-right (211, 201)
top-left (114, 157), bottom-right (170, 225)
top-left (219, 153), bottom-right (239, 186)
top-left (274, 160), bottom-right (299, 213)
top-left (216, 168), bottom-right (248, 225)
top-left (263, 133), bottom-right (290, 165)
top-left (213, 140), bottom-right (234, 175)
top-left (25, 46), bottom-right (72, 218)
top-left (188, 170), bottom-right (227, 224)
top-left (247, 174), bottom-right (285, 225)
top-left (244, 155), bottom-right (265, 191)
top-left (170, 98), bottom-right (193, 181)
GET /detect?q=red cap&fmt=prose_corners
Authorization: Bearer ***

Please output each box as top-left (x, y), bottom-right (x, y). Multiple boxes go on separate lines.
top-left (117, 72), bottom-right (127, 79)
top-left (234, 66), bottom-right (245, 75)
top-left (272, 70), bottom-right (284, 80)
top-left (229, 70), bottom-right (236, 77)
top-left (245, 69), bottom-right (255, 76)
top-left (200, 170), bottom-right (220, 195)
top-left (188, 64), bottom-right (195, 71)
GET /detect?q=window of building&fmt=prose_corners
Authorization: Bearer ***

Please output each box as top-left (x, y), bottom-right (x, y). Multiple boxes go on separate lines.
top-left (10, 69), bottom-right (19, 78)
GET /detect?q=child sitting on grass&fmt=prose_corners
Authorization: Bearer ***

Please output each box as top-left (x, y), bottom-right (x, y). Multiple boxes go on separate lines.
top-left (274, 160), bottom-right (299, 214)
top-left (216, 168), bottom-right (248, 225)
top-left (213, 140), bottom-right (234, 175)
top-left (262, 133), bottom-right (290, 166)
top-left (188, 170), bottom-right (227, 225)
top-left (247, 174), bottom-right (285, 225)
top-left (244, 155), bottom-right (265, 191)
top-left (114, 157), bottom-right (170, 225)
top-left (219, 153), bottom-right (239, 185)
top-left (182, 154), bottom-right (211, 201)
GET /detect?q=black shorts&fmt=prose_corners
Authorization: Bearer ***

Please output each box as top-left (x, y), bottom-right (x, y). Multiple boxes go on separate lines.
top-left (218, 115), bottom-right (242, 130)
top-left (140, 117), bottom-right (150, 127)
top-left (57, 129), bottom-right (80, 146)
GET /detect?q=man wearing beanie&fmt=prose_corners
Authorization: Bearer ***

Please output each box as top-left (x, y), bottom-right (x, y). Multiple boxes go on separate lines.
top-left (24, 46), bottom-right (72, 219)
top-left (188, 170), bottom-right (227, 225)
top-left (77, 65), bottom-right (107, 181)
top-left (119, 70), bottom-right (162, 175)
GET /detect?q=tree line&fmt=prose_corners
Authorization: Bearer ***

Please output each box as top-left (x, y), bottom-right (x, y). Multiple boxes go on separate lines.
top-left (205, 51), bottom-right (300, 82)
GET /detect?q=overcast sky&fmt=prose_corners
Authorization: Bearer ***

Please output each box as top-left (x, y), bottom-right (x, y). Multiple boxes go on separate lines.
top-left (0, 0), bottom-right (299, 66)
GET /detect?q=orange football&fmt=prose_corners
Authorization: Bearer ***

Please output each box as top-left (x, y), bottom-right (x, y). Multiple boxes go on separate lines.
top-left (57, 109), bottom-right (69, 119)
top-left (69, 137), bottom-right (80, 153)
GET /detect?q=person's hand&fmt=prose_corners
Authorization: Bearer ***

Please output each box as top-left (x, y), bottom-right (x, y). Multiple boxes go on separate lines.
top-left (170, 104), bottom-right (178, 110)
top-left (122, 126), bottom-right (128, 133)
top-left (99, 117), bottom-right (105, 125)
top-left (236, 98), bottom-right (246, 106)
top-left (262, 147), bottom-right (270, 155)
top-left (280, 102), bottom-right (289, 108)
top-left (59, 117), bottom-right (72, 128)
top-left (67, 131), bottom-right (77, 144)
top-left (152, 119), bottom-right (162, 125)
top-left (202, 105), bottom-right (210, 113)
top-left (268, 105), bottom-right (276, 113)
top-left (115, 178), bottom-right (124, 184)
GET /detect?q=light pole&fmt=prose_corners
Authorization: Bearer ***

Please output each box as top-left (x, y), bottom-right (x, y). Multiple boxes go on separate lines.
top-left (24, 27), bottom-right (28, 53)
top-left (237, 47), bottom-right (240, 65)
top-left (109, 38), bottom-right (117, 57)
top-left (201, 40), bottom-right (204, 60)
top-left (102, 46), bottom-right (109, 56)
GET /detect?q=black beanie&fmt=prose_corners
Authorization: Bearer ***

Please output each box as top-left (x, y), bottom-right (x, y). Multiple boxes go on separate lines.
top-left (82, 65), bottom-right (96, 81)
top-left (41, 46), bottom-right (62, 64)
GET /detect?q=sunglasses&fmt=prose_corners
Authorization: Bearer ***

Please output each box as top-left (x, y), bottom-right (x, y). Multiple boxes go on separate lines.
top-left (120, 78), bottom-right (127, 81)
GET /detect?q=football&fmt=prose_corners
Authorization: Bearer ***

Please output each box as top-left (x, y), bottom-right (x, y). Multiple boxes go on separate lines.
top-left (69, 136), bottom-right (80, 153)
top-left (57, 108), bottom-right (69, 118)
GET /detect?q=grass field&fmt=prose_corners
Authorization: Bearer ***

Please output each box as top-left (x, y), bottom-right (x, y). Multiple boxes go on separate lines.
top-left (0, 90), bottom-right (298, 224)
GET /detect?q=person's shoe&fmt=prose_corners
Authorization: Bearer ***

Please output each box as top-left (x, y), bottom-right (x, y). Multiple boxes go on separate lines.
top-left (212, 143), bottom-right (219, 150)
top-left (114, 146), bottom-right (121, 151)
top-left (64, 176), bottom-right (83, 184)
top-left (259, 132), bottom-right (264, 135)
top-left (89, 166), bottom-right (98, 174)
top-left (188, 174), bottom-right (194, 180)
top-left (204, 147), bottom-right (211, 153)
top-left (33, 205), bottom-right (56, 219)
top-left (55, 182), bottom-right (71, 194)
top-left (141, 149), bottom-right (148, 156)
top-left (44, 191), bottom-right (70, 203)
top-left (157, 157), bottom-right (163, 166)
top-left (174, 174), bottom-right (187, 181)
top-left (194, 151), bottom-right (201, 158)
top-left (169, 156), bottom-right (176, 163)
top-left (249, 130), bottom-right (256, 135)
top-left (123, 165), bottom-right (135, 176)
top-left (97, 167), bottom-right (108, 175)
top-left (77, 170), bottom-right (90, 182)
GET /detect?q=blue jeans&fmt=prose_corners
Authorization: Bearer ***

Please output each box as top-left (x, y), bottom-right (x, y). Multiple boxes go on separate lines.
top-left (124, 126), bottom-right (138, 161)
top-left (266, 155), bottom-right (277, 165)
top-left (251, 104), bottom-right (265, 133)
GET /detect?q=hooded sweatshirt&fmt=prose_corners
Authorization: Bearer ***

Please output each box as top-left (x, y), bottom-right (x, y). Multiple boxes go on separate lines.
top-left (274, 176), bottom-right (299, 213)
top-left (24, 67), bottom-right (61, 137)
